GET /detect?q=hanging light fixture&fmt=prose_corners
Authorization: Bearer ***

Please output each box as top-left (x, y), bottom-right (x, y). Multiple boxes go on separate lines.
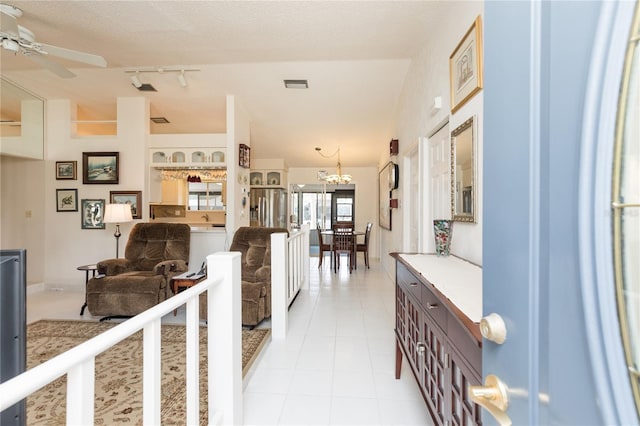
top-left (315, 147), bottom-right (352, 185)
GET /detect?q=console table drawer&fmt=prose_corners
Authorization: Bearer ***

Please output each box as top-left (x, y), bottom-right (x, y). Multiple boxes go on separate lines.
top-left (397, 262), bottom-right (422, 302)
top-left (422, 283), bottom-right (447, 332)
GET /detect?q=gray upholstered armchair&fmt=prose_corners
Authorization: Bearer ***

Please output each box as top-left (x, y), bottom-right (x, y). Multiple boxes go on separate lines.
top-left (200, 226), bottom-right (288, 326)
top-left (87, 223), bottom-right (190, 318)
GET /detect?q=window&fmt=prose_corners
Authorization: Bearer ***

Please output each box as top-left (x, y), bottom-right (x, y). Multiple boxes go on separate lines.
top-left (188, 182), bottom-right (224, 210)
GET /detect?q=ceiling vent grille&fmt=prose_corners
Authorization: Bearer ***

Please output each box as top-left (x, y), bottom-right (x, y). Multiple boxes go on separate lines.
top-left (136, 83), bottom-right (157, 92)
top-left (150, 117), bottom-right (170, 124)
top-left (284, 79), bottom-right (308, 89)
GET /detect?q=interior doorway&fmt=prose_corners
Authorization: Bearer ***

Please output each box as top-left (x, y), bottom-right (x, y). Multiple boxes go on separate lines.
top-left (290, 184), bottom-right (355, 253)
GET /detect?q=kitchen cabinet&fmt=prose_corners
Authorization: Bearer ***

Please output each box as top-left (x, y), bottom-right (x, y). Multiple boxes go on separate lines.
top-left (149, 148), bottom-right (226, 167)
top-left (249, 170), bottom-right (287, 188)
top-left (161, 180), bottom-right (187, 205)
top-left (393, 253), bottom-right (482, 426)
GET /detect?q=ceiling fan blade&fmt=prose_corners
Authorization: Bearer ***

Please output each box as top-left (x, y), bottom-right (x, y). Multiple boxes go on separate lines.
top-left (0, 5), bottom-right (20, 37)
top-left (39, 42), bottom-right (106, 68)
top-left (26, 53), bottom-right (75, 78)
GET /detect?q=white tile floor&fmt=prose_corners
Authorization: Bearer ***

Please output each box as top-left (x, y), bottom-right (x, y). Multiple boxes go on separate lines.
top-left (26, 256), bottom-right (432, 425)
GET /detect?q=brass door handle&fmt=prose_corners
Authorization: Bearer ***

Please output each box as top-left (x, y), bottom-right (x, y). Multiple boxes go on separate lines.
top-left (468, 375), bottom-right (512, 426)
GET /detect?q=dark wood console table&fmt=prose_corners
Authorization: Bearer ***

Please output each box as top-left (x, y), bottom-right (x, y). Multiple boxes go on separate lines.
top-left (392, 253), bottom-right (482, 426)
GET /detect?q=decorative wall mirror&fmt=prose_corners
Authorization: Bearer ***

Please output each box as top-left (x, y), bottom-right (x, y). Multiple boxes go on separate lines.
top-left (450, 116), bottom-right (476, 222)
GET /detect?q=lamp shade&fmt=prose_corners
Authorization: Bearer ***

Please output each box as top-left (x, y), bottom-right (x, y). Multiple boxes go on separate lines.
top-left (103, 204), bottom-right (133, 224)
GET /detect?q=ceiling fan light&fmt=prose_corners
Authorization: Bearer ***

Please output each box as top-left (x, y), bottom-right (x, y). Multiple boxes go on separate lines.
top-left (130, 73), bottom-right (142, 88)
top-left (177, 70), bottom-right (188, 88)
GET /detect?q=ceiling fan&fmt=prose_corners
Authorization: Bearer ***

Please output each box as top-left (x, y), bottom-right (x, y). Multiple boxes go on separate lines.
top-left (0, 3), bottom-right (106, 78)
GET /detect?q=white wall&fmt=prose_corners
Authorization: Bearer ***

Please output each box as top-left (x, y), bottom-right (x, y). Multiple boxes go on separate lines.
top-left (381, 1), bottom-right (484, 277)
top-left (288, 166), bottom-right (379, 259)
top-left (225, 95), bottom-right (251, 242)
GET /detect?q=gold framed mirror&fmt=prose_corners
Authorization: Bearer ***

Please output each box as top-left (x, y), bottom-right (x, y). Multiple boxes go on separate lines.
top-left (450, 116), bottom-right (475, 222)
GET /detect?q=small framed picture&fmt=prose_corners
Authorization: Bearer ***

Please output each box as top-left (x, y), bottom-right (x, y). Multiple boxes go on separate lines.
top-left (449, 15), bottom-right (483, 113)
top-left (56, 161), bottom-right (77, 180)
top-left (239, 143), bottom-right (250, 168)
top-left (81, 199), bottom-right (105, 229)
top-left (82, 152), bottom-right (119, 184)
top-left (56, 189), bottom-right (78, 212)
top-left (110, 190), bottom-right (142, 219)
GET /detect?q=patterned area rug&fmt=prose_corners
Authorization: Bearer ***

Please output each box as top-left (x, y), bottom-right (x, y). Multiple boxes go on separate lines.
top-left (26, 320), bottom-right (270, 425)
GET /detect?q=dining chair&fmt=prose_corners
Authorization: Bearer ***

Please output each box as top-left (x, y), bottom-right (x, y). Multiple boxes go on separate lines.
top-left (316, 226), bottom-right (332, 268)
top-left (332, 222), bottom-right (355, 273)
top-left (356, 222), bottom-right (373, 269)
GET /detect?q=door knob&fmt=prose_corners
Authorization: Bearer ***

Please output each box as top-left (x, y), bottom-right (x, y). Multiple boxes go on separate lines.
top-left (468, 374), bottom-right (511, 426)
top-left (480, 313), bottom-right (507, 344)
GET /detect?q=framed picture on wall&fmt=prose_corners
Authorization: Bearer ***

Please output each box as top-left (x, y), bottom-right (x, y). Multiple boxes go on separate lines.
top-left (56, 189), bottom-right (78, 212)
top-left (82, 152), bottom-right (119, 184)
top-left (239, 144), bottom-right (250, 168)
top-left (55, 161), bottom-right (77, 180)
top-left (110, 190), bottom-right (142, 219)
top-left (449, 15), bottom-right (483, 113)
top-left (379, 162), bottom-right (397, 230)
top-left (81, 199), bottom-right (105, 229)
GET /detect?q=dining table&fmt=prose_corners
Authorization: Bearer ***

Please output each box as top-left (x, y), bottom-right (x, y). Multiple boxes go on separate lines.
top-left (320, 229), bottom-right (366, 269)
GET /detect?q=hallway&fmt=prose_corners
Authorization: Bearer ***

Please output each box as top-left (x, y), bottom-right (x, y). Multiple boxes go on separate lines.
top-left (26, 256), bottom-right (430, 425)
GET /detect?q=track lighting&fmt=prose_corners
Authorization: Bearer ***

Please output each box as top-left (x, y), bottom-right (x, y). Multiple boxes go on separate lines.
top-left (177, 70), bottom-right (188, 88)
top-left (130, 72), bottom-right (142, 88)
top-left (125, 67), bottom-right (198, 89)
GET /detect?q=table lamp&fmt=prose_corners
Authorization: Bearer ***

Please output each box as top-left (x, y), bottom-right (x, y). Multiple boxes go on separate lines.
top-left (103, 203), bottom-right (133, 258)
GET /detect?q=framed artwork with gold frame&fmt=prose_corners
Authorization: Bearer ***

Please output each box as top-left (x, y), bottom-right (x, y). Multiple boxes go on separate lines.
top-left (449, 16), bottom-right (483, 113)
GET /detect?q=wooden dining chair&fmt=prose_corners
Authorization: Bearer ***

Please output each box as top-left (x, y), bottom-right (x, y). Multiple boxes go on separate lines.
top-left (356, 222), bottom-right (373, 269)
top-left (316, 226), bottom-right (332, 268)
top-left (332, 222), bottom-right (355, 273)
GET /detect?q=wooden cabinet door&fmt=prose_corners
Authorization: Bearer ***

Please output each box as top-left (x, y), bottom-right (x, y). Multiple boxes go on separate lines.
top-left (420, 311), bottom-right (447, 426)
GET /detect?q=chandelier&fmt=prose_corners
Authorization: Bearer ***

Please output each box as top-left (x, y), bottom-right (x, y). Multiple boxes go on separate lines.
top-left (316, 146), bottom-right (352, 185)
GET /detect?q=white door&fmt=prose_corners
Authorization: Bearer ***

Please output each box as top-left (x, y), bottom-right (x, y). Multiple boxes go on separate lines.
top-left (482, 1), bottom-right (637, 424)
top-left (403, 146), bottom-right (420, 252)
top-left (428, 122), bottom-right (450, 253)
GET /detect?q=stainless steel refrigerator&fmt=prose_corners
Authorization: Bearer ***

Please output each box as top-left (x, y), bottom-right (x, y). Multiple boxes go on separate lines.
top-left (250, 188), bottom-right (287, 228)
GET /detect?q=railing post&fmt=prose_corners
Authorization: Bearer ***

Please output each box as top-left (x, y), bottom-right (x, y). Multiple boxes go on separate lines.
top-left (207, 252), bottom-right (242, 425)
top-left (143, 319), bottom-right (162, 425)
top-left (301, 223), bottom-right (310, 289)
top-left (66, 360), bottom-right (95, 425)
top-left (271, 232), bottom-right (288, 340)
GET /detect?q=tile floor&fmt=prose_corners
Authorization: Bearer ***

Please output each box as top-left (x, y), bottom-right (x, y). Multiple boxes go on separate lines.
top-left (26, 256), bottom-right (432, 425)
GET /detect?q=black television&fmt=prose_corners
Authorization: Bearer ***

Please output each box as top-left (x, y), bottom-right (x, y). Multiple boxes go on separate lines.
top-left (0, 249), bottom-right (27, 425)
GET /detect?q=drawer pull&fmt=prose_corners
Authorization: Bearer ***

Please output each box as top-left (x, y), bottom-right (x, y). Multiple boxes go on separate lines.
top-left (410, 282), bottom-right (418, 287)
top-left (416, 342), bottom-right (426, 355)
top-left (427, 303), bottom-right (439, 310)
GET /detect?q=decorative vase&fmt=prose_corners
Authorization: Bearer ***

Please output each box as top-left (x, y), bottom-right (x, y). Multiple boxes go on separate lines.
top-left (433, 219), bottom-right (453, 256)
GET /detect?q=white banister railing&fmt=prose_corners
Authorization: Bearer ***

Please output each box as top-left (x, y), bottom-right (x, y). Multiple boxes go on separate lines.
top-left (271, 224), bottom-right (310, 339)
top-left (0, 252), bottom-right (242, 426)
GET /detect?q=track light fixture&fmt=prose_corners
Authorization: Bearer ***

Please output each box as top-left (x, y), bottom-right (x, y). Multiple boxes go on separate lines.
top-left (177, 70), bottom-right (188, 88)
top-left (130, 72), bottom-right (142, 88)
top-left (125, 67), bottom-right (198, 89)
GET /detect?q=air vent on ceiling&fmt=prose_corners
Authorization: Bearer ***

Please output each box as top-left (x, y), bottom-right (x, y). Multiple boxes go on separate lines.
top-left (150, 117), bottom-right (170, 124)
top-left (284, 79), bottom-right (308, 89)
top-left (135, 83), bottom-right (157, 92)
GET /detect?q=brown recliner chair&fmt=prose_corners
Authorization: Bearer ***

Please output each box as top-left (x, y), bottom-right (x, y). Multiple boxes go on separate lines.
top-left (87, 223), bottom-right (190, 319)
top-left (200, 226), bottom-right (288, 327)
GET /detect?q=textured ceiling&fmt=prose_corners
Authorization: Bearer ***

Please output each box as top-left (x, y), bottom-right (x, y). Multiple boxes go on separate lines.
top-left (0, 1), bottom-right (448, 167)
